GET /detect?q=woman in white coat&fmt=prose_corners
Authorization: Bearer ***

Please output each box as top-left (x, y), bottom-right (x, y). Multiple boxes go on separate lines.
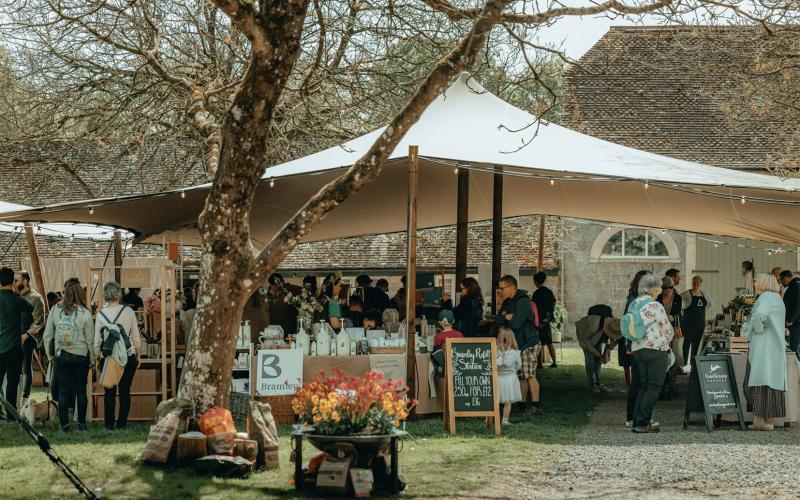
top-left (745, 273), bottom-right (787, 431)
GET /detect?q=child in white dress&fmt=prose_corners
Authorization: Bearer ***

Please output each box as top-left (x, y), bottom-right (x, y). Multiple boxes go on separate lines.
top-left (496, 327), bottom-right (522, 425)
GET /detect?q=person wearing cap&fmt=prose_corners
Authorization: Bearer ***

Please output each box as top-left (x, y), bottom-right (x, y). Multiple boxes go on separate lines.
top-left (575, 314), bottom-right (621, 391)
top-left (434, 310), bottom-right (464, 350)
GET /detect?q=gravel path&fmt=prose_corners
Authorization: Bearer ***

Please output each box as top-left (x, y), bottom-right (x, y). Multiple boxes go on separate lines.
top-left (483, 379), bottom-right (800, 499)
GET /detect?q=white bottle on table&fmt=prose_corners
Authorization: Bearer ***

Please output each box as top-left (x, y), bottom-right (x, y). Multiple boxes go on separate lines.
top-left (296, 323), bottom-right (310, 355)
top-left (317, 321), bottom-right (331, 356)
top-left (337, 328), bottom-right (351, 356)
top-left (242, 320), bottom-right (251, 347)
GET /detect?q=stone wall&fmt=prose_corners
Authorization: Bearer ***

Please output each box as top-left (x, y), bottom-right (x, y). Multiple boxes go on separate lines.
top-left (561, 221), bottom-right (686, 338)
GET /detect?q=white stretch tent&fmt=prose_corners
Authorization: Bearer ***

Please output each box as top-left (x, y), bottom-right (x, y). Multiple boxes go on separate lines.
top-left (1, 73), bottom-right (800, 245)
top-left (0, 200), bottom-right (126, 240)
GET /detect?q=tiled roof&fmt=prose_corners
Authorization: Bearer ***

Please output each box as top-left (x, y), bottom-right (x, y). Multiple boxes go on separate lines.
top-left (0, 139), bottom-right (206, 206)
top-left (563, 26), bottom-right (798, 172)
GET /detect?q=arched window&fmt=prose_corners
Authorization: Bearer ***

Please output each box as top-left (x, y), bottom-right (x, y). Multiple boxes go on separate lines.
top-left (590, 228), bottom-right (680, 262)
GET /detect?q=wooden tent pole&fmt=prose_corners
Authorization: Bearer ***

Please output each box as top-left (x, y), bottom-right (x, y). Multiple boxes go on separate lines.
top-left (537, 214), bottom-right (546, 272)
top-left (113, 231), bottom-right (123, 284)
top-left (455, 168), bottom-right (469, 295)
top-left (491, 166), bottom-right (503, 314)
top-left (406, 146), bottom-right (419, 402)
top-left (23, 223), bottom-right (48, 306)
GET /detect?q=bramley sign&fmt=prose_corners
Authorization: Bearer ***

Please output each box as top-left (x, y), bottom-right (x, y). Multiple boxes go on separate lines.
top-left (255, 349), bottom-right (303, 396)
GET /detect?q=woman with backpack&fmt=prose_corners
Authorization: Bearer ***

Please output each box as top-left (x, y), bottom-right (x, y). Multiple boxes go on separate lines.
top-left (94, 282), bottom-right (142, 430)
top-left (44, 281), bottom-right (95, 431)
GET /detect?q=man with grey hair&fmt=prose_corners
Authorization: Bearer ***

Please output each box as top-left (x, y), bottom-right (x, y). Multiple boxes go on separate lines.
top-left (94, 281), bottom-right (142, 430)
top-left (626, 273), bottom-right (674, 433)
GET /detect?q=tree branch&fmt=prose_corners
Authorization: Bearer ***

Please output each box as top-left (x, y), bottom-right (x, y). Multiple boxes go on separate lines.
top-left (249, 0), bottom-right (512, 291)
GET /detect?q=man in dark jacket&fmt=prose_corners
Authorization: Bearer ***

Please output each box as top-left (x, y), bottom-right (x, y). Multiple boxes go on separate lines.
top-left (0, 267), bottom-right (33, 420)
top-left (494, 275), bottom-right (541, 414)
top-left (781, 270), bottom-right (800, 361)
top-left (532, 272), bottom-right (558, 369)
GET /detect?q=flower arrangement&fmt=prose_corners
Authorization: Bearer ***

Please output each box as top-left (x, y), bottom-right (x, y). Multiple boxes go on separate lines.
top-left (292, 368), bottom-right (415, 436)
top-left (285, 286), bottom-right (325, 330)
top-left (146, 295), bottom-right (161, 315)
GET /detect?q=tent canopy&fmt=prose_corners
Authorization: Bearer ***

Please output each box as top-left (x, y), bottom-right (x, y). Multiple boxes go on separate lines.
top-left (0, 200), bottom-right (129, 240)
top-left (1, 72), bottom-right (800, 246)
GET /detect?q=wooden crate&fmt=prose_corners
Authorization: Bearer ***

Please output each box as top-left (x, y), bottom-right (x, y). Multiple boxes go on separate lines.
top-left (131, 369), bottom-right (159, 392)
top-left (254, 395), bottom-right (295, 424)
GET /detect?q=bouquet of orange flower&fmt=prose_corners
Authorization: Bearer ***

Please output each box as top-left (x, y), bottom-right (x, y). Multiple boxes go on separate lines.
top-left (292, 368), bottom-right (415, 436)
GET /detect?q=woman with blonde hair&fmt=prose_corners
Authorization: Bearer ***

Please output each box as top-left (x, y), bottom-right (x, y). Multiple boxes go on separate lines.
top-left (44, 281), bottom-right (95, 431)
top-left (496, 327), bottom-right (522, 425)
top-left (744, 273), bottom-right (787, 431)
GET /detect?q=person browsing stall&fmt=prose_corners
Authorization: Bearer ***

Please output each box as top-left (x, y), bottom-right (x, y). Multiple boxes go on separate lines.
top-left (14, 271), bottom-right (44, 405)
top-left (657, 276), bottom-right (683, 367)
top-left (94, 282), bottom-right (142, 430)
top-left (453, 277), bottom-right (483, 338)
top-left (532, 272), bottom-right (558, 369)
top-left (434, 310), bottom-right (463, 350)
top-left (780, 270), bottom-right (800, 361)
top-left (494, 275), bottom-right (541, 415)
top-left (744, 273), bottom-right (787, 431)
top-left (321, 273), bottom-right (344, 331)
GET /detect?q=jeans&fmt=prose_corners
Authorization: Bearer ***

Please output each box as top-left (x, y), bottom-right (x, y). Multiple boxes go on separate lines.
top-left (103, 355), bottom-right (138, 429)
top-left (789, 324), bottom-right (800, 362)
top-left (583, 345), bottom-right (603, 386)
top-left (56, 351), bottom-right (90, 428)
top-left (633, 348), bottom-right (669, 428)
top-left (21, 336), bottom-right (37, 399)
top-left (0, 346), bottom-right (23, 421)
top-left (626, 360), bottom-right (641, 421)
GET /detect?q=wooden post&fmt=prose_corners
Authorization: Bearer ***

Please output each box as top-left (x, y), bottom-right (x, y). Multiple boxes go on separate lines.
top-left (160, 266), bottom-right (168, 404)
top-left (455, 167), bottom-right (469, 295)
top-left (23, 223), bottom-right (48, 306)
top-left (170, 266), bottom-right (177, 397)
top-left (537, 214), bottom-right (546, 272)
top-left (491, 166), bottom-right (503, 314)
top-left (406, 146), bottom-right (419, 402)
top-left (113, 230), bottom-right (123, 284)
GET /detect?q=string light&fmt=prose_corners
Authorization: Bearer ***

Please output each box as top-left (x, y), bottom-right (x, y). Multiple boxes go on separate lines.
top-left (180, 191), bottom-right (186, 199)
top-left (740, 196), bottom-right (746, 205)
top-left (269, 178), bottom-right (275, 188)
top-left (453, 167), bottom-right (459, 175)
top-left (549, 178), bottom-right (555, 186)
top-left (660, 229), bottom-right (666, 234)
top-left (644, 180), bottom-right (649, 189)
top-left (714, 242), bottom-right (719, 248)
top-left (89, 207), bottom-right (94, 215)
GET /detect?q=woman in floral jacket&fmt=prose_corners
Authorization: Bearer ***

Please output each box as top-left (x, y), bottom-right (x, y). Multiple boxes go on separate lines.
top-left (629, 274), bottom-right (675, 434)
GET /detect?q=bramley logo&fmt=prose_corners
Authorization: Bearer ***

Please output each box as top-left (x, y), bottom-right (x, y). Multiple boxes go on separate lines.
top-left (710, 364), bottom-right (721, 373)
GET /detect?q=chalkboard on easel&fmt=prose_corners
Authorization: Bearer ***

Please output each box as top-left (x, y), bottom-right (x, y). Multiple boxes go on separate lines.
top-left (443, 338), bottom-right (500, 436)
top-left (683, 354), bottom-right (745, 432)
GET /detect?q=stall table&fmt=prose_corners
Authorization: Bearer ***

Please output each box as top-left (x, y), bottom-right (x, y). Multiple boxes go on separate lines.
top-left (724, 352), bottom-right (800, 425)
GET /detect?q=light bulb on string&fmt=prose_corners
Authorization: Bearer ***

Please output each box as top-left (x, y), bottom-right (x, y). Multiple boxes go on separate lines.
top-left (180, 190), bottom-right (186, 199)
top-left (644, 180), bottom-right (649, 189)
top-left (740, 196), bottom-right (746, 205)
top-left (269, 178), bottom-right (275, 188)
top-left (453, 167), bottom-right (459, 175)
top-left (714, 242), bottom-right (719, 248)
top-left (549, 178), bottom-right (555, 186)
top-left (89, 206), bottom-right (94, 215)
top-left (661, 229), bottom-right (666, 234)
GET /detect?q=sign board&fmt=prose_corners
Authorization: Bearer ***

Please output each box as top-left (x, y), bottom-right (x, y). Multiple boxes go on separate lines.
top-left (255, 349), bottom-right (303, 396)
top-left (684, 354), bottom-right (745, 432)
top-left (443, 338), bottom-right (500, 436)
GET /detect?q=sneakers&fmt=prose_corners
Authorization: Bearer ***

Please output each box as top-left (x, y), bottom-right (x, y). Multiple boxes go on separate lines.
top-left (650, 420), bottom-right (660, 428)
top-left (625, 420), bottom-right (633, 427)
top-left (502, 418), bottom-right (511, 425)
top-left (550, 363), bottom-right (558, 368)
top-left (632, 425), bottom-right (660, 433)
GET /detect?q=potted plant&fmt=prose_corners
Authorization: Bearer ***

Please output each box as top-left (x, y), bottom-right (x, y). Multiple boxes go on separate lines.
top-left (292, 369), bottom-right (414, 457)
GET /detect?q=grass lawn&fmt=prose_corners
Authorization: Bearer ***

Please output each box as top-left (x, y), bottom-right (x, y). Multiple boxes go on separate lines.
top-left (0, 347), bottom-right (619, 499)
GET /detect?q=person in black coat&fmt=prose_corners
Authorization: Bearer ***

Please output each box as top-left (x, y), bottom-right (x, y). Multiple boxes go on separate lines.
top-left (453, 277), bottom-right (483, 338)
top-left (781, 270), bottom-right (800, 361)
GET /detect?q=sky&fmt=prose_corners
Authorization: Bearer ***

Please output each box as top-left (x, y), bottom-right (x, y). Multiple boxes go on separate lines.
top-left (534, 14), bottom-right (643, 59)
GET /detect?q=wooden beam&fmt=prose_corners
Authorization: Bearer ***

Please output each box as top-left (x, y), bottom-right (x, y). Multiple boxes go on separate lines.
top-left (455, 167), bottom-right (469, 292)
top-left (491, 166), bottom-right (503, 315)
top-left (113, 230), bottom-right (123, 284)
top-left (23, 223), bottom-right (48, 310)
top-left (537, 214), bottom-right (546, 272)
top-left (406, 146), bottom-right (419, 402)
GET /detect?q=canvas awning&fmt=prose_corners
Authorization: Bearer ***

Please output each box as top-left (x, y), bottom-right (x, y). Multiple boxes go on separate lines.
top-left (0, 200), bottom-right (127, 240)
top-left (1, 73), bottom-right (799, 246)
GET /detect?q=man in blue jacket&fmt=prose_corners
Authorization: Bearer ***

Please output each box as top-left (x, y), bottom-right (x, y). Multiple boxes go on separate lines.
top-left (494, 275), bottom-right (542, 414)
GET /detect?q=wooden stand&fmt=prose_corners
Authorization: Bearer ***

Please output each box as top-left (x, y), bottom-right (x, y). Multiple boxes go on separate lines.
top-left (443, 338), bottom-right (501, 436)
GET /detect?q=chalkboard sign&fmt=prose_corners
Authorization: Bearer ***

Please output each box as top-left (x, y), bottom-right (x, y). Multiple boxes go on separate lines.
top-left (443, 338), bottom-right (500, 436)
top-left (683, 354), bottom-right (745, 432)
